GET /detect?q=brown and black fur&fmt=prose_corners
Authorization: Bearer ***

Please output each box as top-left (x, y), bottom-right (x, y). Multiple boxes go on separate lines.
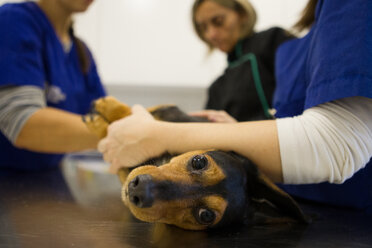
top-left (84, 96), bottom-right (309, 230)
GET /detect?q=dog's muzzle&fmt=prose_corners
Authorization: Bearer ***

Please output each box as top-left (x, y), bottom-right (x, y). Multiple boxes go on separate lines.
top-left (128, 174), bottom-right (155, 208)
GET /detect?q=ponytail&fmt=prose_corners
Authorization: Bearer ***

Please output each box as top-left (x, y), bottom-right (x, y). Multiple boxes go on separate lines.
top-left (69, 25), bottom-right (91, 74)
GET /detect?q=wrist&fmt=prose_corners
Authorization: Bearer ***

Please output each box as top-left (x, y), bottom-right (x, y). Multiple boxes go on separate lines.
top-left (153, 121), bottom-right (173, 154)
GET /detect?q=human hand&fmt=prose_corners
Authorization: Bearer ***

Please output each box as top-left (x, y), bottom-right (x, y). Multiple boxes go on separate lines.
top-left (189, 110), bottom-right (237, 123)
top-left (98, 104), bottom-right (166, 173)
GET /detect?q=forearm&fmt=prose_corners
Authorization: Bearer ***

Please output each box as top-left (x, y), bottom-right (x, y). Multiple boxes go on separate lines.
top-left (99, 105), bottom-right (282, 178)
top-left (15, 107), bottom-right (99, 153)
top-left (158, 120), bottom-right (283, 182)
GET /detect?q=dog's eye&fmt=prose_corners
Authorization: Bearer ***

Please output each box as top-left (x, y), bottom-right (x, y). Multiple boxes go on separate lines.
top-left (191, 155), bottom-right (208, 170)
top-left (196, 208), bottom-right (216, 225)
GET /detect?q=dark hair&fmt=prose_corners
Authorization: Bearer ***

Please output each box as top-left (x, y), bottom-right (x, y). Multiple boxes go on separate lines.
top-left (69, 25), bottom-right (91, 75)
top-left (293, 0), bottom-right (318, 32)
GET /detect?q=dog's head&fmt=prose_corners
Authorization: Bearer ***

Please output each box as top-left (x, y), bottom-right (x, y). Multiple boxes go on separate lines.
top-left (121, 150), bottom-right (308, 230)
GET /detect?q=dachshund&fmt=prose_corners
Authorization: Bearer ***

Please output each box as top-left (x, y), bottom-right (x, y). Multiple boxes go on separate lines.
top-left (83, 96), bottom-right (309, 230)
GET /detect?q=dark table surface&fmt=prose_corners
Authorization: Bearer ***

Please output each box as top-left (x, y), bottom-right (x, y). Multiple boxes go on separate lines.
top-left (1, 153), bottom-right (371, 248)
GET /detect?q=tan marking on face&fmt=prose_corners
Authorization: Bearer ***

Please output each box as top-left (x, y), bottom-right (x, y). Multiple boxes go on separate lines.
top-left (118, 168), bottom-right (130, 185)
top-left (123, 150), bottom-right (225, 189)
top-left (121, 150), bottom-right (228, 230)
top-left (125, 194), bottom-right (227, 230)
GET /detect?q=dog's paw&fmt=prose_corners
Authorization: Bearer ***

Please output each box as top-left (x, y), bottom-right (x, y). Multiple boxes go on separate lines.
top-left (83, 113), bottom-right (109, 138)
top-left (93, 96), bottom-right (132, 123)
top-left (83, 96), bottom-right (131, 138)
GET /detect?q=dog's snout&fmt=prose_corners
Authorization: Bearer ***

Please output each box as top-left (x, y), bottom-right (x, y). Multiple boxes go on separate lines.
top-left (128, 174), bottom-right (154, 208)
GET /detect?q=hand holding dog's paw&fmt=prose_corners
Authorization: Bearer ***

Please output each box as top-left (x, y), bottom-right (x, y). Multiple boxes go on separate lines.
top-left (98, 104), bottom-right (166, 173)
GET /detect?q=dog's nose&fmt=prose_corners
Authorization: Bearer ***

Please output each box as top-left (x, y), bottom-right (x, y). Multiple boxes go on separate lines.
top-left (128, 174), bottom-right (154, 208)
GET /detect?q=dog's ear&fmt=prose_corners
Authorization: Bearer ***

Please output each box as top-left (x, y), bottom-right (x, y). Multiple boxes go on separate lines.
top-left (230, 154), bottom-right (310, 225)
top-left (224, 152), bottom-right (308, 224)
top-left (247, 171), bottom-right (310, 225)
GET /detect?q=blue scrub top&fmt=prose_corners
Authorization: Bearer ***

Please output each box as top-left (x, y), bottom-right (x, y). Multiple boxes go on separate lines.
top-left (274, 0), bottom-right (372, 212)
top-left (0, 2), bottom-right (106, 170)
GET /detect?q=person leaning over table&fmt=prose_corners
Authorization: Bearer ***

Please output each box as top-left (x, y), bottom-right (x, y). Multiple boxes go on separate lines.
top-left (0, 0), bottom-right (106, 170)
top-left (188, 0), bottom-right (293, 122)
top-left (98, 0), bottom-right (372, 214)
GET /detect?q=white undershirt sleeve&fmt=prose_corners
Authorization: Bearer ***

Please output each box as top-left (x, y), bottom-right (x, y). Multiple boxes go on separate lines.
top-left (277, 96), bottom-right (372, 184)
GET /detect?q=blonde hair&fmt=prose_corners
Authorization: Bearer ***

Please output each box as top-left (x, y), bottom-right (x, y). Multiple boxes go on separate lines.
top-left (192, 0), bottom-right (257, 50)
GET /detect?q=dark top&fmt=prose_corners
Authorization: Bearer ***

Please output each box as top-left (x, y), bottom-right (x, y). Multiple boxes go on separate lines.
top-left (206, 27), bottom-right (293, 121)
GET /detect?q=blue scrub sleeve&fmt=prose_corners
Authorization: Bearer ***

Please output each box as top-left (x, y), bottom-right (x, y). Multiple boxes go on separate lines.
top-left (305, 0), bottom-right (372, 109)
top-left (0, 6), bottom-right (45, 88)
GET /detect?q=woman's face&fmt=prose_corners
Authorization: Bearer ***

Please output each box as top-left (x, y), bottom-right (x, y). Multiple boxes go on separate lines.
top-left (195, 0), bottom-right (244, 53)
top-left (58, 0), bottom-right (94, 13)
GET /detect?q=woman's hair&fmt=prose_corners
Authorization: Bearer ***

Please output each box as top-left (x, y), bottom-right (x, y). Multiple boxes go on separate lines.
top-left (192, 0), bottom-right (257, 49)
top-left (69, 25), bottom-right (91, 75)
top-left (293, 0), bottom-right (318, 32)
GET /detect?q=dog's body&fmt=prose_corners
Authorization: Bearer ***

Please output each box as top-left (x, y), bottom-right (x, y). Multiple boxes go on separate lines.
top-left (84, 97), bottom-right (308, 230)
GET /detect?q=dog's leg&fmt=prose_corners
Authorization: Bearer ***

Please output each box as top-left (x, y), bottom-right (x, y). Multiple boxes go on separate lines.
top-left (251, 173), bottom-right (310, 224)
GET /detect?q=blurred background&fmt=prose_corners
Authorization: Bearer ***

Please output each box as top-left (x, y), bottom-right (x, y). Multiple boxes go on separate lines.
top-left (0, 0), bottom-right (308, 111)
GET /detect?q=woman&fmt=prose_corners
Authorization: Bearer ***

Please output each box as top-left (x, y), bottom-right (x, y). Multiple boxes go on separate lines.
top-left (190, 0), bottom-right (293, 122)
top-left (98, 0), bottom-right (372, 213)
top-left (0, 0), bottom-right (106, 170)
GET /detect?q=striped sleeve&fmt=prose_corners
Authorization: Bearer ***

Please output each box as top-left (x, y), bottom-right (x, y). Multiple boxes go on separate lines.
top-left (0, 85), bottom-right (45, 144)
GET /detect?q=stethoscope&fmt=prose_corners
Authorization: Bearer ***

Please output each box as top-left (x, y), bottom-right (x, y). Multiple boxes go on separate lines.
top-left (227, 40), bottom-right (274, 119)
